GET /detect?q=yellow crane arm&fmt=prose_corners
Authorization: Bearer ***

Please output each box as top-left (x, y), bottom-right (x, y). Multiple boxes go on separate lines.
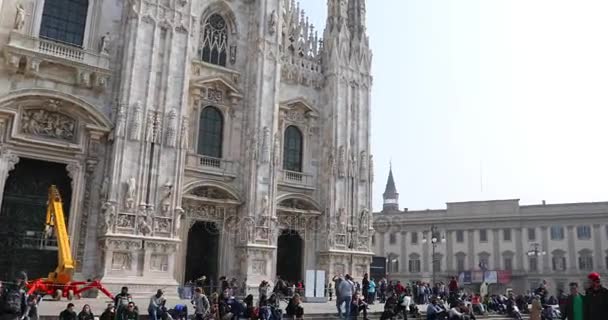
top-left (45, 185), bottom-right (74, 284)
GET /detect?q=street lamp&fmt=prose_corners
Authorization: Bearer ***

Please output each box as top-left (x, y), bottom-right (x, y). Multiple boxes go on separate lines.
top-left (527, 243), bottom-right (547, 256)
top-left (422, 225), bottom-right (446, 285)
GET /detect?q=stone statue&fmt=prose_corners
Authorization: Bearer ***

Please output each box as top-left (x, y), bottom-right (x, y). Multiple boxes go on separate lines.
top-left (126, 177), bottom-right (136, 208)
top-left (180, 116), bottom-right (189, 149)
top-left (14, 3), bottom-right (25, 31)
top-left (273, 133), bottom-right (281, 165)
top-left (337, 146), bottom-right (345, 178)
top-left (337, 208), bottom-right (346, 227)
top-left (161, 183), bottom-right (172, 214)
top-left (165, 109), bottom-right (177, 147)
top-left (145, 111), bottom-right (155, 142)
top-left (138, 216), bottom-right (152, 236)
top-left (260, 194), bottom-right (269, 216)
top-left (99, 32), bottom-right (111, 54)
top-left (173, 207), bottom-right (184, 234)
top-left (115, 104), bottom-right (126, 138)
top-left (129, 101), bottom-right (142, 141)
top-left (359, 151), bottom-right (368, 181)
top-left (359, 208), bottom-right (369, 232)
top-left (102, 202), bottom-right (116, 233)
top-left (349, 151), bottom-right (357, 177)
top-left (268, 10), bottom-right (277, 35)
top-left (261, 126), bottom-right (270, 163)
top-left (100, 177), bottom-right (109, 200)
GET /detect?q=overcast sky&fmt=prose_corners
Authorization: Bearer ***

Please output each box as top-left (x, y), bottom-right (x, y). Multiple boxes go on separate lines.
top-left (299, 0), bottom-right (608, 211)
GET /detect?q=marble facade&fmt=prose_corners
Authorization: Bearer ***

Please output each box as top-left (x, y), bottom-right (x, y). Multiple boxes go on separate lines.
top-left (0, 0), bottom-right (373, 294)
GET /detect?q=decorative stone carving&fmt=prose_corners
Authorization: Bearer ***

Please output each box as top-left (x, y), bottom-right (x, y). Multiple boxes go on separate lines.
top-left (261, 126), bottom-right (270, 163)
top-left (21, 109), bottom-right (76, 142)
top-left (165, 109), bottom-right (178, 147)
top-left (268, 10), bottom-right (277, 35)
top-left (252, 259), bottom-right (267, 275)
top-left (150, 254), bottom-right (169, 272)
top-left (100, 177), bottom-right (109, 201)
top-left (114, 104), bottom-right (126, 138)
top-left (100, 32), bottom-right (112, 55)
top-left (180, 116), bottom-right (189, 149)
top-left (126, 177), bottom-right (136, 209)
top-left (207, 88), bottom-right (223, 103)
top-left (359, 151), bottom-right (367, 181)
top-left (66, 163), bottom-right (80, 187)
top-left (337, 146), bottom-right (345, 178)
top-left (14, 3), bottom-right (25, 31)
top-left (129, 101), bottom-right (143, 141)
top-left (154, 218), bottom-right (171, 234)
top-left (160, 182), bottom-right (173, 214)
top-left (285, 110), bottom-right (305, 123)
top-left (138, 215), bottom-right (152, 236)
top-left (189, 186), bottom-right (235, 200)
top-left (105, 239), bottom-right (142, 250)
top-left (3, 152), bottom-right (20, 172)
top-left (116, 214), bottom-right (136, 228)
top-left (111, 252), bottom-right (132, 271)
top-left (146, 241), bottom-right (178, 253)
top-left (183, 203), bottom-right (226, 222)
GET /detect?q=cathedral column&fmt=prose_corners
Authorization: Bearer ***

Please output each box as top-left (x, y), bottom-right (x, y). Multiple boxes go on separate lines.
top-left (541, 227), bottom-right (550, 272)
top-left (567, 226), bottom-right (576, 272)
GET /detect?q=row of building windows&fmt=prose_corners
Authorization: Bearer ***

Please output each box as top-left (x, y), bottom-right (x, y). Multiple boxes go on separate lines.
top-left (197, 106), bottom-right (304, 172)
top-left (384, 225), bottom-right (605, 245)
top-left (386, 252), bottom-right (606, 274)
top-left (33, 1), bottom-right (232, 68)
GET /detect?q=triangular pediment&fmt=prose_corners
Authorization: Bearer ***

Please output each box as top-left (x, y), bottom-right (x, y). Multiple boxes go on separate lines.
top-left (190, 75), bottom-right (242, 99)
top-left (280, 97), bottom-right (318, 117)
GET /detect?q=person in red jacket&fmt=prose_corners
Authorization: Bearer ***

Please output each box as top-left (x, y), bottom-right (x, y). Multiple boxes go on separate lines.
top-left (583, 272), bottom-right (608, 320)
top-left (448, 276), bottom-right (459, 294)
top-left (394, 281), bottom-right (405, 295)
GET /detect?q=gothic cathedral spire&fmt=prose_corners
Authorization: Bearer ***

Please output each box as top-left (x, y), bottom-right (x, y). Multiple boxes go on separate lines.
top-left (347, 0), bottom-right (366, 39)
top-left (383, 165), bottom-right (399, 212)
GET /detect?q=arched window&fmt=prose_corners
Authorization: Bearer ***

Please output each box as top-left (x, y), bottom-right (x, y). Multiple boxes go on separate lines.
top-left (200, 14), bottom-right (228, 66)
top-left (197, 107), bottom-right (223, 158)
top-left (40, 0), bottom-right (89, 46)
top-left (283, 126), bottom-right (303, 172)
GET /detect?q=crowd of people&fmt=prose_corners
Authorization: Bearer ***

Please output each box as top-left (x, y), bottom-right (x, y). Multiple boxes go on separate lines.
top-left (2, 270), bottom-right (607, 320)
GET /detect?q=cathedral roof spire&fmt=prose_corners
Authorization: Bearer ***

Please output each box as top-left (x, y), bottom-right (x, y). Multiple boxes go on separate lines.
top-left (325, 0), bottom-right (348, 34)
top-left (347, 0), bottom-right (366, 39)
top-left (383, 164), bottom-right (399, 212)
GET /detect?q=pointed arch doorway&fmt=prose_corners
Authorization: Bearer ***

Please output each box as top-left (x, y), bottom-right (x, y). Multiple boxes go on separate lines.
top-left (276, 229), bottom-right (303, 284)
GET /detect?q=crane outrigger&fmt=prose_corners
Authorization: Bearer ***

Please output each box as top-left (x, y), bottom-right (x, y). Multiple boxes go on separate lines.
top-left (26, 185), bottom-right (113, 300)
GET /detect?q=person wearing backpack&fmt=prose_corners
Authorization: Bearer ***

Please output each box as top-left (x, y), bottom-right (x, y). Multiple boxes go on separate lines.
top-left (1, 272), bottom-right (27, 320)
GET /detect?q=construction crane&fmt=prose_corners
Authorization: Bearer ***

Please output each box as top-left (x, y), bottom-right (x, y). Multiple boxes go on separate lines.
top-left (26, 185), bottom-right (113, 300)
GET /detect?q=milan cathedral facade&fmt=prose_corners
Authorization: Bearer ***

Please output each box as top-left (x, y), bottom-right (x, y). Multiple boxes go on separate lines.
top-left (0, 0), bottom-right (373, 293)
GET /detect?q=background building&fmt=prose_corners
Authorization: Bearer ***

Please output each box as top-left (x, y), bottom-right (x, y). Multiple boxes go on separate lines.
top-left (0, 0), bottom-right (373, 294)
top-left (373, 168), bottom-right (608, 295)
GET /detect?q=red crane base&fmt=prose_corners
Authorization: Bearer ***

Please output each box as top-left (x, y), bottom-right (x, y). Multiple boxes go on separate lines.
top-left (26, 278), bottom-right (114, 301)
